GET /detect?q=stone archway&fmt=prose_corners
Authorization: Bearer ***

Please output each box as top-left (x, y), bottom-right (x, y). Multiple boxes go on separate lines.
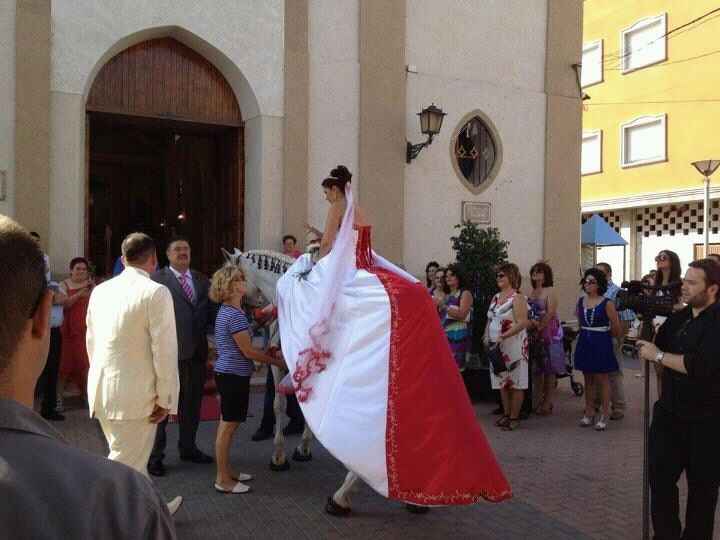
top-left (85, 37), bottom-right (244, 276)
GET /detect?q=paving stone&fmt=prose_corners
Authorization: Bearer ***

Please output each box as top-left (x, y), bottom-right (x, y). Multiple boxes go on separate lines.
top-left (52, 358), bottom-right (720, 539)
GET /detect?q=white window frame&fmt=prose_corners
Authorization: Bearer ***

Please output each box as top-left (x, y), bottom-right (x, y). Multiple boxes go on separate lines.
top-left (581, 39), bottom-right (604, 88)
top-left (621, 13), bottom-right (668, 74)
top-left (581, 129), bottom-right (603, 176)
top-left (620, 114), bottom-right (667, 168)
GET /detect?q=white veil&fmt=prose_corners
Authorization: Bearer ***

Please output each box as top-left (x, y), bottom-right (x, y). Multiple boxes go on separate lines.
top-left (288, 183), bottom-right (357, 401)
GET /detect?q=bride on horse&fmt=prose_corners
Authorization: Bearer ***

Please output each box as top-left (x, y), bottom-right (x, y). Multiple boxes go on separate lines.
top-left (276, 165), bottom-right (511, 514)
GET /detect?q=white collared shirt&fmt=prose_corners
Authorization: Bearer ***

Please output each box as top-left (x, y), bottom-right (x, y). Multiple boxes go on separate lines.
top-left (169, 265), bottom-right (195, 300)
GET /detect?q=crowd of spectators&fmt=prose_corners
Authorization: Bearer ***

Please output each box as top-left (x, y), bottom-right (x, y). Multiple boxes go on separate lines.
top-left (424, 246), bottom-right (710, 434)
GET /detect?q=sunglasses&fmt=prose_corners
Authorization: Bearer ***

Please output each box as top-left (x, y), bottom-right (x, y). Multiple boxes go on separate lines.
top-left (655, 254), bottom-right (669, 262)
top-left (496, 273), bottom-right (506, 279)
top-left (583, 278), bottom-right (598, 285)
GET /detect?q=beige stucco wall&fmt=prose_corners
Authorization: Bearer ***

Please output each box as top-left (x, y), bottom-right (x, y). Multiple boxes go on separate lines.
top-left (282, 0), bottom-right (309, 248)
top-left (245, 115), bottom-right (284, 251)
top-left (359, 0), bottom-right (406, 262)
top-left (404, 0), bottom-right (549, 278)
top-left (0, 0), bottom-right (15, 218)
top-left (306, 0), bottom-right (360, 230)
top-left (15, 0), bottom-right (51, 244)
top-left (544, 0), bottom-right (583, 320)
top-left (47, 0), bottom-right (286, 270)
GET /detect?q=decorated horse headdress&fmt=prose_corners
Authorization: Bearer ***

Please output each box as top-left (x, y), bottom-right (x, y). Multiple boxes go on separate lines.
top-left (221, 248), bottom-right (295, 306)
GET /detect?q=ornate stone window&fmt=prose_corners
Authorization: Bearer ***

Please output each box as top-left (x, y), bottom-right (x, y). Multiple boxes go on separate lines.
top-left (451, 112), bottom-right (502, 194)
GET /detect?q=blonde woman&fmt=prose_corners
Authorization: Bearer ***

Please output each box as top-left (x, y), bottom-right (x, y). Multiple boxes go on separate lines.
top-left (209, 266), bottom-right (284, 494)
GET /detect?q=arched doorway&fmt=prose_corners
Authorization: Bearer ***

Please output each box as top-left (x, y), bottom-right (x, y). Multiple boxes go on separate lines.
top-left (86, 37), bottom-right (244, 276)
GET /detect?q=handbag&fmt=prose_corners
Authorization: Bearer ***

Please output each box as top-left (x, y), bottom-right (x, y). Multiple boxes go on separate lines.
top-left (486, 343), bottom-right (507, 375)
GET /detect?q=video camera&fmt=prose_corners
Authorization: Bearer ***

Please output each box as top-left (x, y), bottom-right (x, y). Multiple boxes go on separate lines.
top-left (614, 280), bottom-right (680, 318)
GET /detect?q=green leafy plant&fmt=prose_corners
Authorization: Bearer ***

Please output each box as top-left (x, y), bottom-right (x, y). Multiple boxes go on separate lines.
top-left (450, 223), bottom-right (509, 359)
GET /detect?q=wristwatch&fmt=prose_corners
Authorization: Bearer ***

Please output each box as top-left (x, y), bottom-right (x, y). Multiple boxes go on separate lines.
top-left (655, 350), bottom-right (665, 366)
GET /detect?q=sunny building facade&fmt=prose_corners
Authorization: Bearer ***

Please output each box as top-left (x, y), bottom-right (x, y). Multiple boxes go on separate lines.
top-left (1, 0), bottom-right (583, 315)
top-left (582, 0), bottom-right (720, 281)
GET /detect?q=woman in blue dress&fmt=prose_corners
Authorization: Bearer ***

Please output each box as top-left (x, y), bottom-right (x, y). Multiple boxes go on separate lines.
top-left (574, 268), bottom-right (622, 431)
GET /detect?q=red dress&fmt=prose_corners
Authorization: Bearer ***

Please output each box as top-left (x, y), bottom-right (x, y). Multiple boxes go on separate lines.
top-left (276, 187), bottom-right (511, 506)
top-left (60, 284), bottom-right (91, 394)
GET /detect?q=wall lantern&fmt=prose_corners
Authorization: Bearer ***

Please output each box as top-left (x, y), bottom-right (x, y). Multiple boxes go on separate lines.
top-left (406, 103), bottom-right (446, 163)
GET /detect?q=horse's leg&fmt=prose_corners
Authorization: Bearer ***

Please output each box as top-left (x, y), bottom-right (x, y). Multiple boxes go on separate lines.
top-left (269, 365), bottom-right (290, 471)
top-left (331, 471), bottom-right (359, 509)
top-left (292, 424), bottom-right (313, 462)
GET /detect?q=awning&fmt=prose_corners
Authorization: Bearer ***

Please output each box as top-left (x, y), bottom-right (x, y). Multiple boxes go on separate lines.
top-left (581, 214), bottom-right (628, 246)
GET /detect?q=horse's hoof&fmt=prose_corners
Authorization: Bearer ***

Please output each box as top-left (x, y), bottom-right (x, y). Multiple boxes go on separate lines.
top-left (325, 496), bottom-right (351, 517)
top-left (292, 449), bottom-right (312, 462)
top-left (269, 460), bottom-right (290, 472)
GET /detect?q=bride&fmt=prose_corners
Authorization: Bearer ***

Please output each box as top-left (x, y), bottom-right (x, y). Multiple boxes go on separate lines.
top-left (276, 165), bottom-right (511, 511)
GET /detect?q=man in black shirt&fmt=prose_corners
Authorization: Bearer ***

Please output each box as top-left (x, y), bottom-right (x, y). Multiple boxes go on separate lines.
top-left (638, 259), bottom-right (720, 540)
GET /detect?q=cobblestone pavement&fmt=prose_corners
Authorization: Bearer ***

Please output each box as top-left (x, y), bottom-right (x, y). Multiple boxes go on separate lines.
top-left (56, 359), bottom-right (720, 539)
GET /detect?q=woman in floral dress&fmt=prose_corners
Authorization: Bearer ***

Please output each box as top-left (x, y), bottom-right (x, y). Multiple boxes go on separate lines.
top-left (485, 263), bottom-right (529, 431)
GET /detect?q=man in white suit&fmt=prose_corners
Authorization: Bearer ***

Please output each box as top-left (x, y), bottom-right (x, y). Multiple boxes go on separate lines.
top-left (86, 232), bottom-right (183, 514)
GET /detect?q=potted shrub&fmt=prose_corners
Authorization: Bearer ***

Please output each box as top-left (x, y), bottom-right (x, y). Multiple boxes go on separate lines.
top-left (450, 222), bottom-right (508, 401)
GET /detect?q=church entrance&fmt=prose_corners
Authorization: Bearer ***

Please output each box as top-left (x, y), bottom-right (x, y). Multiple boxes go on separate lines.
top-left (85, 37), bottom-right (244, 277)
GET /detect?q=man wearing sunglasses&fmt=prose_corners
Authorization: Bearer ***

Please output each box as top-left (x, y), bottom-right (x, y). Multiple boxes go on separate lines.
top-left (0, 216), bottom-right (176, 539)
top-left (637, 259), bottom-right (720, 540)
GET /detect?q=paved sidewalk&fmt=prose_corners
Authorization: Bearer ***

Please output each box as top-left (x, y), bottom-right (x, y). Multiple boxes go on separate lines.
top-left (56, 362), bottom-right (719, 539)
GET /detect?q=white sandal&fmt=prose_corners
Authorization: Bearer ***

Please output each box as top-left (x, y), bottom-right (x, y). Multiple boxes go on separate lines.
top-left (214, 481), bottom-right (251, 494)
top-left (579, 415), bottom-right (594, 427)
top-left (594, 415), bottom-right (608, 431)
top-left (232, 473), bottom-right (253, 482)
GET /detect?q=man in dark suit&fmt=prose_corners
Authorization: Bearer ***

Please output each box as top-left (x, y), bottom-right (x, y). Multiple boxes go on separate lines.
top-left (148, 237), bottom-right (213, 475)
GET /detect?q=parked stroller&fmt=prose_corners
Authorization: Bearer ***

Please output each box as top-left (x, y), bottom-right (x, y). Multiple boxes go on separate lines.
top-left (558, 323), bottom-right (584, 397)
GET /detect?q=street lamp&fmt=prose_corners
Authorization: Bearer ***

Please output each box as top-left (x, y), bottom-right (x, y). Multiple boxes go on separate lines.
top-left (691, 160), bottom-right (720, 256)
top-left (406, 104), bottom-right (446, 163)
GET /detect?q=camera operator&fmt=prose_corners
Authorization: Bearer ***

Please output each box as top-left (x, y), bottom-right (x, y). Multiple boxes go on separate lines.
top-left (651, 250), bottom-right (684, 398)
top-left (637, 259), bottom-right (720, 540)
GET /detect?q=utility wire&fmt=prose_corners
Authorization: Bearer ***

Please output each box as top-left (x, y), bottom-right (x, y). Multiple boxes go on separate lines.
top-left (603, 10), bottom-right (720, 70)
top-left (587, 98), bottom-right (720, 106)
top-left (603, 7), bottom-right (720, 65)
top-left (583, 6), bottom-right (720, 70)
top-left (605, 46), bottom-right (720, 70)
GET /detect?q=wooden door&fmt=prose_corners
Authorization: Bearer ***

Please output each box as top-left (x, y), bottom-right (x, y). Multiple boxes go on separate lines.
top-left (86, 37), bottom-right (244, 276)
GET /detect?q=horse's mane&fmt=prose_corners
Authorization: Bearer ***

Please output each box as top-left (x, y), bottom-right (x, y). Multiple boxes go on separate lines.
top-left (222, 248), bottom-right (295, 275)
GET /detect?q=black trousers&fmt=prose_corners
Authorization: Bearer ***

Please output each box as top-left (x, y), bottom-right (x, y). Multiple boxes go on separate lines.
top-left (37, 327), bottom-right (62, 416)
top-left (259, 367), bottom-right (304, 433)
top-left (649, 403), bottom-right (720, 540)
top-left (150, 353), bottom-right (206, 463)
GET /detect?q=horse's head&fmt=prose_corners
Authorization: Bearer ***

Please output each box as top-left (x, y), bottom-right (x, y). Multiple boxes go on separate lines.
top-left (221, 248), bottom-right (295, 306)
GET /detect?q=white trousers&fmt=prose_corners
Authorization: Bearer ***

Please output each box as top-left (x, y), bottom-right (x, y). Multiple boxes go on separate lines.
top-left (97, 413), bottom-right (157, 478)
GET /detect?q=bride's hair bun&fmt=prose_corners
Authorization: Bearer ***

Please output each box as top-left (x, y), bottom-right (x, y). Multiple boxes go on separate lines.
top-left (330, 165), bottom-right (352, 185)
top-left (322, 164), bottom-right (352, 190)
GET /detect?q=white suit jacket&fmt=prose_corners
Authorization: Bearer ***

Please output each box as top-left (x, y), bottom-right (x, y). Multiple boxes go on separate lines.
top-left (86, 266), bottom-right (179, 420)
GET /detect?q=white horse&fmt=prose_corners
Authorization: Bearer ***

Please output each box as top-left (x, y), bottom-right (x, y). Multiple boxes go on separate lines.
top-left (221, 248), bottom-right (314, 471)
top-left (222, 246), bottom-right (365, 514)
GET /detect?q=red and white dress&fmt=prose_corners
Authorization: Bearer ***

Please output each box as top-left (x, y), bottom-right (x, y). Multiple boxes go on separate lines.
top-left (276, 187), bottom-right (511, 506)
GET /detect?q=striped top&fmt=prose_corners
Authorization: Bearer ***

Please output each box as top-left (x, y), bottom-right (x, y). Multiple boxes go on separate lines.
top-left (214, 304), bottom-right (253, 377)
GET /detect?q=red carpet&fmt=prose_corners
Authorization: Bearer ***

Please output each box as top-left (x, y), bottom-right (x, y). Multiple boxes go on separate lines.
top-left (169, 394), bottom-right (221, 423)
top-left (169, 360), bottom-right (222, 423)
